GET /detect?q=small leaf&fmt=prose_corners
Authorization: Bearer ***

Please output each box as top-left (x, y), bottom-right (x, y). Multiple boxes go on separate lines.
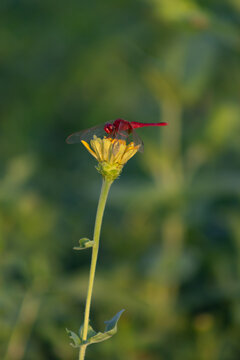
top-left (66, 328), bottom-right (82, 348)
top-left (87, 309), bottom-right (125, 345)
top-left (74, 238), bottom-right (94, 250)
top-left (104, 309), bottom-right (125, 332)
top-left (67, 311), bottom-right (125, 349)
top-left (79, 324), bottom-right (97, 340)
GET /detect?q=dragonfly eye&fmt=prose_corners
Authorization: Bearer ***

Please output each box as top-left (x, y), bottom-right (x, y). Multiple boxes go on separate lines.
top-left (104, 123), bottom-right (114, 134)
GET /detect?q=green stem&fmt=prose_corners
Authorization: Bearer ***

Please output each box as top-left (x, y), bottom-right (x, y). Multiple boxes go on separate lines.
top-left (79, 178), bottom-right (113, 360)
top-left (79, 345), bottom-right (86, 360)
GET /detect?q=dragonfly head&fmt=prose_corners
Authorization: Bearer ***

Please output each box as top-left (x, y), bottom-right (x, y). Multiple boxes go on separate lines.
top-left (104, 122), bottom-right (114, 134)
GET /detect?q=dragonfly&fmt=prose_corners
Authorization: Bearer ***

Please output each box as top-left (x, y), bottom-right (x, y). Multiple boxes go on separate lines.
top-left (66, 118), bottom-right (168, 152)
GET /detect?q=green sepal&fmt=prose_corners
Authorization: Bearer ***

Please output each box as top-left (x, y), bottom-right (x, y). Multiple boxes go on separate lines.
top-left (96, 161), bottom-right (123, 181)
top-left (66, 328), bottom-right (82, 348)
top-left (74, 238), bottom-right (94, 250)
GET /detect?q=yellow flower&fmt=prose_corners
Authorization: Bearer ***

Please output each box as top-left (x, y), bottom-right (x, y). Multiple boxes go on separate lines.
top-left (81, 135), bottom-right (140, 181)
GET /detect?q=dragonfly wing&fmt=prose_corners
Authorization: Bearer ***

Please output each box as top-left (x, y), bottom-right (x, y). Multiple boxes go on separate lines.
top-left (66, 130), bottom-right (86, 144)
top-left (132, 130), bottom-right (144, 152)
top-left (113, 120), bottom-right (144, 152)
top-left (66, 124), bottom-right (106, 144)
top-left (112, 121), bottom-right (129, 141)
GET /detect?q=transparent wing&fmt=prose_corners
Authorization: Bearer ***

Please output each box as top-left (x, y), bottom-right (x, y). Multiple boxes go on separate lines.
top-left (132, 130), bottom-right (144, 152)
top-left (114, 121), bottom-right (144, 152)
top-left (66, 124), bottom-right (106, 144)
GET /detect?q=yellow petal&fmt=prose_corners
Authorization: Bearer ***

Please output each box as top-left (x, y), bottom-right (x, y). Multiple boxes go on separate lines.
top-left (120, 144), bottom-right (139, 164)
top-left (111, 142), bottom-right (127, 164)
top-left (102, 138), bottom-right (113, 163)
top-left (120, 149), bottom-right (137, 164)
top-left (90, 136), bottom-right (104, 161)
top-left (81, 140), bottom-right (98, 159)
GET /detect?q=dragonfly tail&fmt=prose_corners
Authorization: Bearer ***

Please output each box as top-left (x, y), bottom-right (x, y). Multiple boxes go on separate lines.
top-left (130, 122), bottom-right (168, 129)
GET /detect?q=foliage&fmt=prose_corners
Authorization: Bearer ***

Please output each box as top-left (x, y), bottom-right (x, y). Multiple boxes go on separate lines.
top-left (67, 309), bottom-right (125, 348)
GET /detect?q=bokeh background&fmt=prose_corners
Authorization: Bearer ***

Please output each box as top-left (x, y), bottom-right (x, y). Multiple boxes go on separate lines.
top-left (1, 1), bottom-right (240, 359)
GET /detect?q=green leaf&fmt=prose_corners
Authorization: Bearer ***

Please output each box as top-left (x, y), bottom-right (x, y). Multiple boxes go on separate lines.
top-left (66, 328), bottom-right (82, 348)
top-left (104, 309), bottom-right (125, 332)
top-left (87, 309), bottom-right (125, 345)
top-left (67, 310), bottom-right (125, 349)
top-left (74, 238), bottom-right (94, 250)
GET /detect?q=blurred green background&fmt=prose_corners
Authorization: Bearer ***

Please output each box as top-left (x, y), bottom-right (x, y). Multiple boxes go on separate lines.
top-left (1, 1), bottom-right (240, 359)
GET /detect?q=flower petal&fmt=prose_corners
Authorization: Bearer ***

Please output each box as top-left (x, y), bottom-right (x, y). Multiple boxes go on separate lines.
top-left (81, 140), bottom-right (98, 159)
top-left (90, 136), bottom-right (104, 161)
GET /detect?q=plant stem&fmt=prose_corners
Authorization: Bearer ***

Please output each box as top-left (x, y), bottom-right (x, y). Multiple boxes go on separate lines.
top-left (79, 178), bottom-right (113, 360)
top-left (79, 345), bottom-right (86, 360)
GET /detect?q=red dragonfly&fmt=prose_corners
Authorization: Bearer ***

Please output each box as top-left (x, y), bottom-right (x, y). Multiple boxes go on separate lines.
top-left (66, 118), bottom-right (168, 152)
